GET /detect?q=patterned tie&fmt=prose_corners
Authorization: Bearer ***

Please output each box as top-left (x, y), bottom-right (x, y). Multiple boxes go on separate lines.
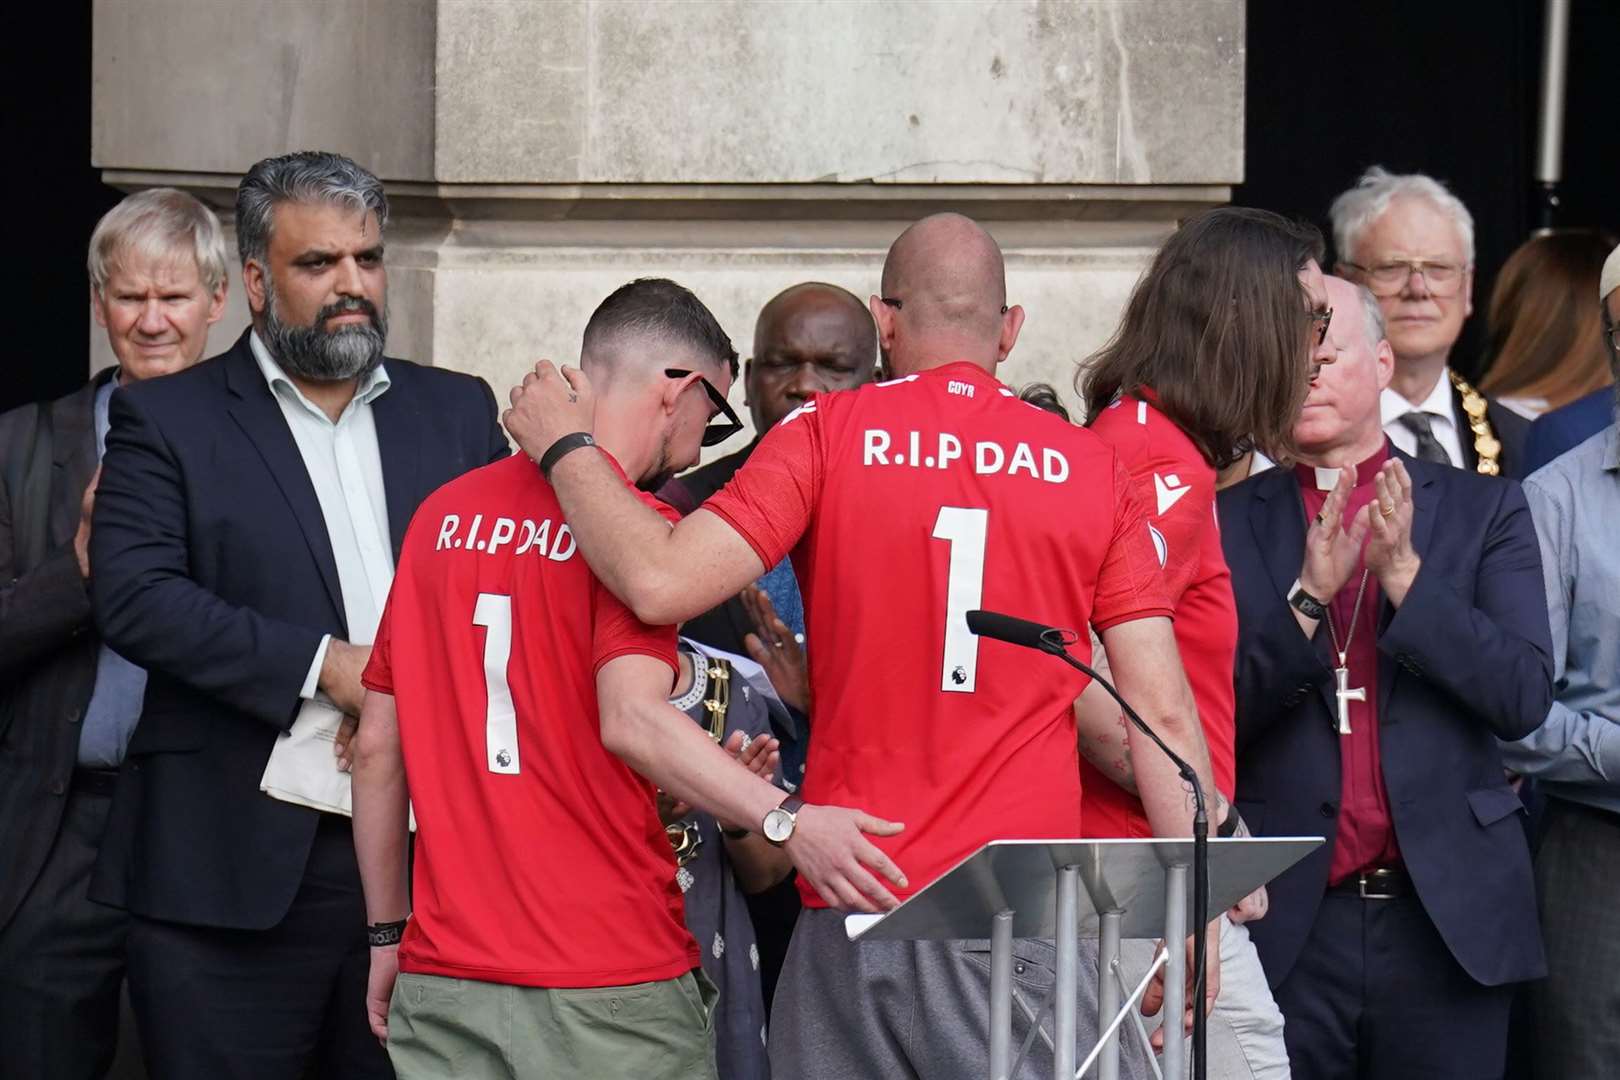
top-left (1398, 411), bottom-right (1452, 465)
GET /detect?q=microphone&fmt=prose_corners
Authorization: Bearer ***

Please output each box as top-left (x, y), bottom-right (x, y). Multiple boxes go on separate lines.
top-left (967, 608), bottom-right (1211, 1079)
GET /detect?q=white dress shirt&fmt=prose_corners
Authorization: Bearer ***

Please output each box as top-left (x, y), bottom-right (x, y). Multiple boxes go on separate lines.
top-left (1381, 367), bottom-right (1466, 467)
top-left (249, 331), bottom-right (394, 697)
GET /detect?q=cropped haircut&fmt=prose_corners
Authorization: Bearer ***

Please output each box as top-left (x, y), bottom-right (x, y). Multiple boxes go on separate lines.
top-left (87, 188), bottom-right (228, 296)
top-left (1079, 207), bottom-right (1325, 467)
top-left (235, 151), bottom-right (388, 268)
top-left (1329, 165), bottom-right (1475, 267)
top-left (1479, 229), bottom-right (1618, 410)
top-left (582, 278), bottom-right (738, 377)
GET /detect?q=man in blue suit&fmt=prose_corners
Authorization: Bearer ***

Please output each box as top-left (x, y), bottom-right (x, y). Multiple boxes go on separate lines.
top-left (1219, 276), bottom-right (1551, 1079)
top-left (1521, 244), bottom-right (1619, 474)
top-left (89, 152), bottom-right (509, 1079)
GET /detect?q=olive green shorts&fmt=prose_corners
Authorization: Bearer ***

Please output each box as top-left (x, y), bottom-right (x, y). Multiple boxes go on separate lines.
top-left (387, 967), bottom-right (718, 1080)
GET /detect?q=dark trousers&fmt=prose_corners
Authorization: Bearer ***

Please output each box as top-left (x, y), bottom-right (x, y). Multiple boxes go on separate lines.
top-left (1274, 890), bottom-right (1515, 1080)
top-left (1531, 798), bottom-right (1620, 1080)
top-left (126, 814), bottom-right (392, 1080)
top-left (0, 780), bottom-right (137, 1080)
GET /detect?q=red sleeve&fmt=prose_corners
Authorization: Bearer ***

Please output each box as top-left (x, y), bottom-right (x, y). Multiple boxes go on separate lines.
top-left (699, 402), bottom-right (822, 569)
top-left (360, 595), bottom-right (395, 694)
top-left (590, 578), bottom-right (678, 678)
top-left (1091, 455), bottom-right (1175, 630)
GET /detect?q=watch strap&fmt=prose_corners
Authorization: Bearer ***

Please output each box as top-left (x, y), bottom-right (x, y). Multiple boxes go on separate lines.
top-left (538, 432), bottom-right (596, 479)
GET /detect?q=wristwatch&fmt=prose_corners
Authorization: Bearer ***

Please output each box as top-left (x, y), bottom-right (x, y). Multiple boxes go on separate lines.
top-left (1287, 579), bottom-right (1328, 621)
top-left (762, 795), bottom-right (805, 847)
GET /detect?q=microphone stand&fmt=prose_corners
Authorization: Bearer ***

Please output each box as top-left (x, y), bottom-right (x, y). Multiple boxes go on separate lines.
top-left (1034, 627), bottom-right (1210, 1080)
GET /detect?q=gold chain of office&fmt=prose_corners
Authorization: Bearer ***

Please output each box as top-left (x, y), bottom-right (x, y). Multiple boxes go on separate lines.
top-left (1450, 371), bottom-right (1502, 476)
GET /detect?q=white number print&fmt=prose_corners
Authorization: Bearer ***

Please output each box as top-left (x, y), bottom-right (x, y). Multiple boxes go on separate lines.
top-left (472, 593), bottom-right (520, 775)
top-left (932, 506), bottom-right (988, 693)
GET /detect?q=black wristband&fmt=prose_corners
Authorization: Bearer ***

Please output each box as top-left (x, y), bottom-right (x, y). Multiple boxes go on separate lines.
top-left (538, 432), bottom-right (596, 479)
top-left (367, 918), bottom-right (408, 947)
top-left (1288, 579), bottom-right (1328, 621)
top-left (1218, 808), bottom-right (1243, 839)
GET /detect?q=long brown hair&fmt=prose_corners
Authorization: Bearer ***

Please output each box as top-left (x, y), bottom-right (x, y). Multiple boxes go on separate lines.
top-left (1080, 207), bottom-right (1324, 468)
top-left (1479, 229), bottom-right (1616, 410)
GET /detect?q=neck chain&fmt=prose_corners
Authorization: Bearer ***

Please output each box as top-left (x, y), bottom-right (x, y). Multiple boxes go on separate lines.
top-left (1323, 569), bottom-right (1370, 663)
top-left (1324, 568), bottom-right (1372, 735)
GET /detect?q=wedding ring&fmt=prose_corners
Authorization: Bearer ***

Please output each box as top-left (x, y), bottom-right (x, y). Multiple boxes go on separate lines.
top-left (773, 640), bottom-right (785, 649)
top-left (1379, 502), bottom-right (1395, 518)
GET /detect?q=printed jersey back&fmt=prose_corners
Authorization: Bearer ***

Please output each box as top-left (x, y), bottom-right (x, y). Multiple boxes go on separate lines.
top-left (362, 453), bottom-right (697, 987)
top-left (702, 362), bottom-right (1171, 906)
top-left (1082, 392), bottom-right (1238, 839)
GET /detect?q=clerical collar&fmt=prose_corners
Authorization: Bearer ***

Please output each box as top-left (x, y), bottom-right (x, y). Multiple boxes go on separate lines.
top-left (1293, 440), bottom-right (1391, 491)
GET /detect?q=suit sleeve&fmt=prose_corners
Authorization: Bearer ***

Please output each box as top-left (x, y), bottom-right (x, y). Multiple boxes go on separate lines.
top-left (1500, 472), bottom-right (1620, 783)
top-left (475, 376), bottom-right (511, 465)
top-left (90, 388), bottom-right (326, 731)
top-left (0, 500), bottom-right (92, 684)
top-left (1377, 480), bottom-right (1554, 740)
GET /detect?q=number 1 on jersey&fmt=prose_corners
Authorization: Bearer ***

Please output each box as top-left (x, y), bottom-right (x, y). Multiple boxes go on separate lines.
top-left (932, 506), bottom-right (988, 693)
top-left (473, 593), bottom-right (521, 775)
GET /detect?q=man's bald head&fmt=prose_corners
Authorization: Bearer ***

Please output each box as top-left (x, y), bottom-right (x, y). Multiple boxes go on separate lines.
top-left (746, 282), bottom-right (876, 431)
top-left (874, 213), bottom-right (1023, 376)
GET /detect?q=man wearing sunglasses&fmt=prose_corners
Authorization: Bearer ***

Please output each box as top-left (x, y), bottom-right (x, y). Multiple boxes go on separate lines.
top-left (1330, 166), bottom-right (1531, 478)
top-left (503, 214), bottom-right (1211, 1080)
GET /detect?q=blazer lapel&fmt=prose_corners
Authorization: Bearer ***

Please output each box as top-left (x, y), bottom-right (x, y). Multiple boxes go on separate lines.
top-left (49, 372), bottom-right (108, 547)
top-left (1377, 449), bottom-right (1439, 718)
top-left (222, 334), bottom-right (347, 631)
top-left (1250, 468), bottom-right (1336, 715)
top-left (368, 365), bottom-right (420, 562)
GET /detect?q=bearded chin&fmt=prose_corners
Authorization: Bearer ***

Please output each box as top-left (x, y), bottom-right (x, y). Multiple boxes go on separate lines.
top-left (263, 284), bottom-right (388, 382)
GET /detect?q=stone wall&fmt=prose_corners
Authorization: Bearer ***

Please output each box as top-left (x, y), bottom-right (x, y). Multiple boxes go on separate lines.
top-left (91, 0), bottom-right (1244, 447)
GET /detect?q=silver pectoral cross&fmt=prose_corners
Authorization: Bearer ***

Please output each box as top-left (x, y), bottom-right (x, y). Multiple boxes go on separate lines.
top-left (1334, 665), bottom-right (1365, 735)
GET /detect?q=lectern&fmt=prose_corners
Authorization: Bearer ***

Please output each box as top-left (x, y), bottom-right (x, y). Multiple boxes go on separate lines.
top-left (846, 837), bottom-right (1320, 1080)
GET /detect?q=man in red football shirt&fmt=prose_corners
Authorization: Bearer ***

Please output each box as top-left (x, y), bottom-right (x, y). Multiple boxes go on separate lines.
top-left (351, 279), bottom-right (905, 1080)
top-left (502, 217), bottom-right (1214, 1080)
top-left (1077, 207), bottom-right (1333, 1075)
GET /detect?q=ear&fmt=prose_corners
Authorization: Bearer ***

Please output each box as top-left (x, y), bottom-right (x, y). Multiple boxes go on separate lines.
top-left (869, 295), bottom-right (896, 351)
top-left (996, 305), bottom-right (1026, 365)
top-left (1374, 339), bottom-right (1396, 392)
top-left (243, 259), bottom-right (268, 317)
top-left (90, 284), bottom-right (109, 329)
top-left (206, 278), bottom-right (228, 325)
top-left (1462, 267), bottom-right (1474, 319)
top-left (742, 357), bottom-right (755, 406)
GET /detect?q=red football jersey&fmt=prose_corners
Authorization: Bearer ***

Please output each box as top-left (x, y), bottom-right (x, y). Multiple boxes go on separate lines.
top-left (702, 362), bottom-right (1172, 907)
top-left (1081, 392), bottom-right (1238, 839)
top-left (362, 453), bottom-right (697, 988)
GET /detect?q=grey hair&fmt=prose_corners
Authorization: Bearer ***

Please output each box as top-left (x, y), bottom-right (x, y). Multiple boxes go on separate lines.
top-left (235, 151), bottom-right (388, 268)
top-left (87, 188), bottom-right (229, 296)
top-left (1329, 166), bottom-right (1475, 267)
top-left (1353, 282), bottom-right (1388, 349)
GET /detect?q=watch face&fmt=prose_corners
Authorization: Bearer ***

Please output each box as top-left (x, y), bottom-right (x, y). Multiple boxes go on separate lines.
top-left (762, 808), bottom-right (794, 844)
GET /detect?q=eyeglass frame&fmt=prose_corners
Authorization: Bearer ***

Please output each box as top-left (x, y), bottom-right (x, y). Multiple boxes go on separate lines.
top-left (1340, 259), bottom-right (1470, 299)
top-left (880, 296), bottom-right (1011, 315)
top-left (1308, 305), bottom-right (1334, 348)
top-left (664, 368), bottom-right (745, 447)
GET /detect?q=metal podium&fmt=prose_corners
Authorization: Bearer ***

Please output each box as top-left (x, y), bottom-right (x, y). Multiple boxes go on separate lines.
top-left (845, 837), bottom-right (1321, 1080)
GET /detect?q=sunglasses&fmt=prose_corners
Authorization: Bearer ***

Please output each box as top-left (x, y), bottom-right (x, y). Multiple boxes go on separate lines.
top-left (665, 368), bottom-right (745, 446)
top-left (1308, 306), bottom-right (1334, 348)
top-left (881, 296), bottom-right (1011, 315)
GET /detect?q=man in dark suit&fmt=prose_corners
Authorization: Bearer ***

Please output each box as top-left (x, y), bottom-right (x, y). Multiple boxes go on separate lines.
top-left (1220, 276), bottom-right (1551, 1079)
top-left (0, 189), bottom-right (228, 1079)
top-left (1330, 166), bottom-right (1530, 478)
top-left (89, 151), bottom-right (508, 1079)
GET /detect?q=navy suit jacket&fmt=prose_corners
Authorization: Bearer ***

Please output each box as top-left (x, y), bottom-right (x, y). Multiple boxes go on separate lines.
top-left (1522, 386), bottom-right (1614, 476)
top-left (1219, 449), bottom-right (1551, 989)
top-left (88, 330), bottom-right (509, 929)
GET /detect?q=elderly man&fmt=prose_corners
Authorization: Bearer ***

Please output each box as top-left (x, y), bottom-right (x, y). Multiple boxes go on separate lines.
top-left (88, 152), bottom-right (509, 1078)
top-left (1331, 166), bottom-right (1531, 477)
top-left (1500, 247), bottom-right (1620, 1079)
top-left (1220, 276), bottom-right (1551, 1079)
top-left (0, 188), bottom-right (227, 1079)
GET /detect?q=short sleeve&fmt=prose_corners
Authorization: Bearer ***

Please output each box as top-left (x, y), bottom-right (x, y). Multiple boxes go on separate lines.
top-left (1092, 455), bottom-right (1175, 630)
top-left (361, 595), bottom-right (395, 694)
top-left (590, 578), bottom-right (678, 678)
top-left (700, 403), bottom-right (822, 569)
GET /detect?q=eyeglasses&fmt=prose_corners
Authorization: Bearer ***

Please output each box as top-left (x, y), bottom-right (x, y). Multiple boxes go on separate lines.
top-left (1308, 306), bottom-right (1334, 348)
top-left (665, 368), bottom-right (745, 446)
top-left (880, 296), bottom-right (1011, 315)
top-left (1342, 259), bottom-right (1467, 299)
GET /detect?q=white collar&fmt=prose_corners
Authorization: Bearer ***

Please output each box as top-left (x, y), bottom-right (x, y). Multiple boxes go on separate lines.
top-left (1380, 367), bottom-right (1456, 431)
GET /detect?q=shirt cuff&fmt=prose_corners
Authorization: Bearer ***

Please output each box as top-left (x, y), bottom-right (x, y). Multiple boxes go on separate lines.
top-left (302, 634), bottom-right (332, 700)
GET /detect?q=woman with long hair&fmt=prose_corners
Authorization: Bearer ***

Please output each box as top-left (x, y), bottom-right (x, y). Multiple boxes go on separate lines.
top-left (1073, 206), bottom-right (1333, 1079)
top-left (1479, 228), bottom-right (1617, 418)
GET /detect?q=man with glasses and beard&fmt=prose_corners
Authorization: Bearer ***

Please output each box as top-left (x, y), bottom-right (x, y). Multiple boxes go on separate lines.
top-left (87, 151), bottom-right (509, 1079)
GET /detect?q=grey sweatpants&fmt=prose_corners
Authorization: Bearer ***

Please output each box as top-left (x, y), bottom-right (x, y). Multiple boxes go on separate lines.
top-left (768, 907), bottom-right (1154, 1080)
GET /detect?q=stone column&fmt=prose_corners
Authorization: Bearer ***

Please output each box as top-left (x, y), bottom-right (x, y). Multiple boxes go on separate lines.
top-left (93, 0), bottom-right (1243, 439)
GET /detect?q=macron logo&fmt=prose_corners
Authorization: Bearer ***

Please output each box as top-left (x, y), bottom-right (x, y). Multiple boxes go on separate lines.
top-left (1154, 473), bottom-right (1191, 516)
